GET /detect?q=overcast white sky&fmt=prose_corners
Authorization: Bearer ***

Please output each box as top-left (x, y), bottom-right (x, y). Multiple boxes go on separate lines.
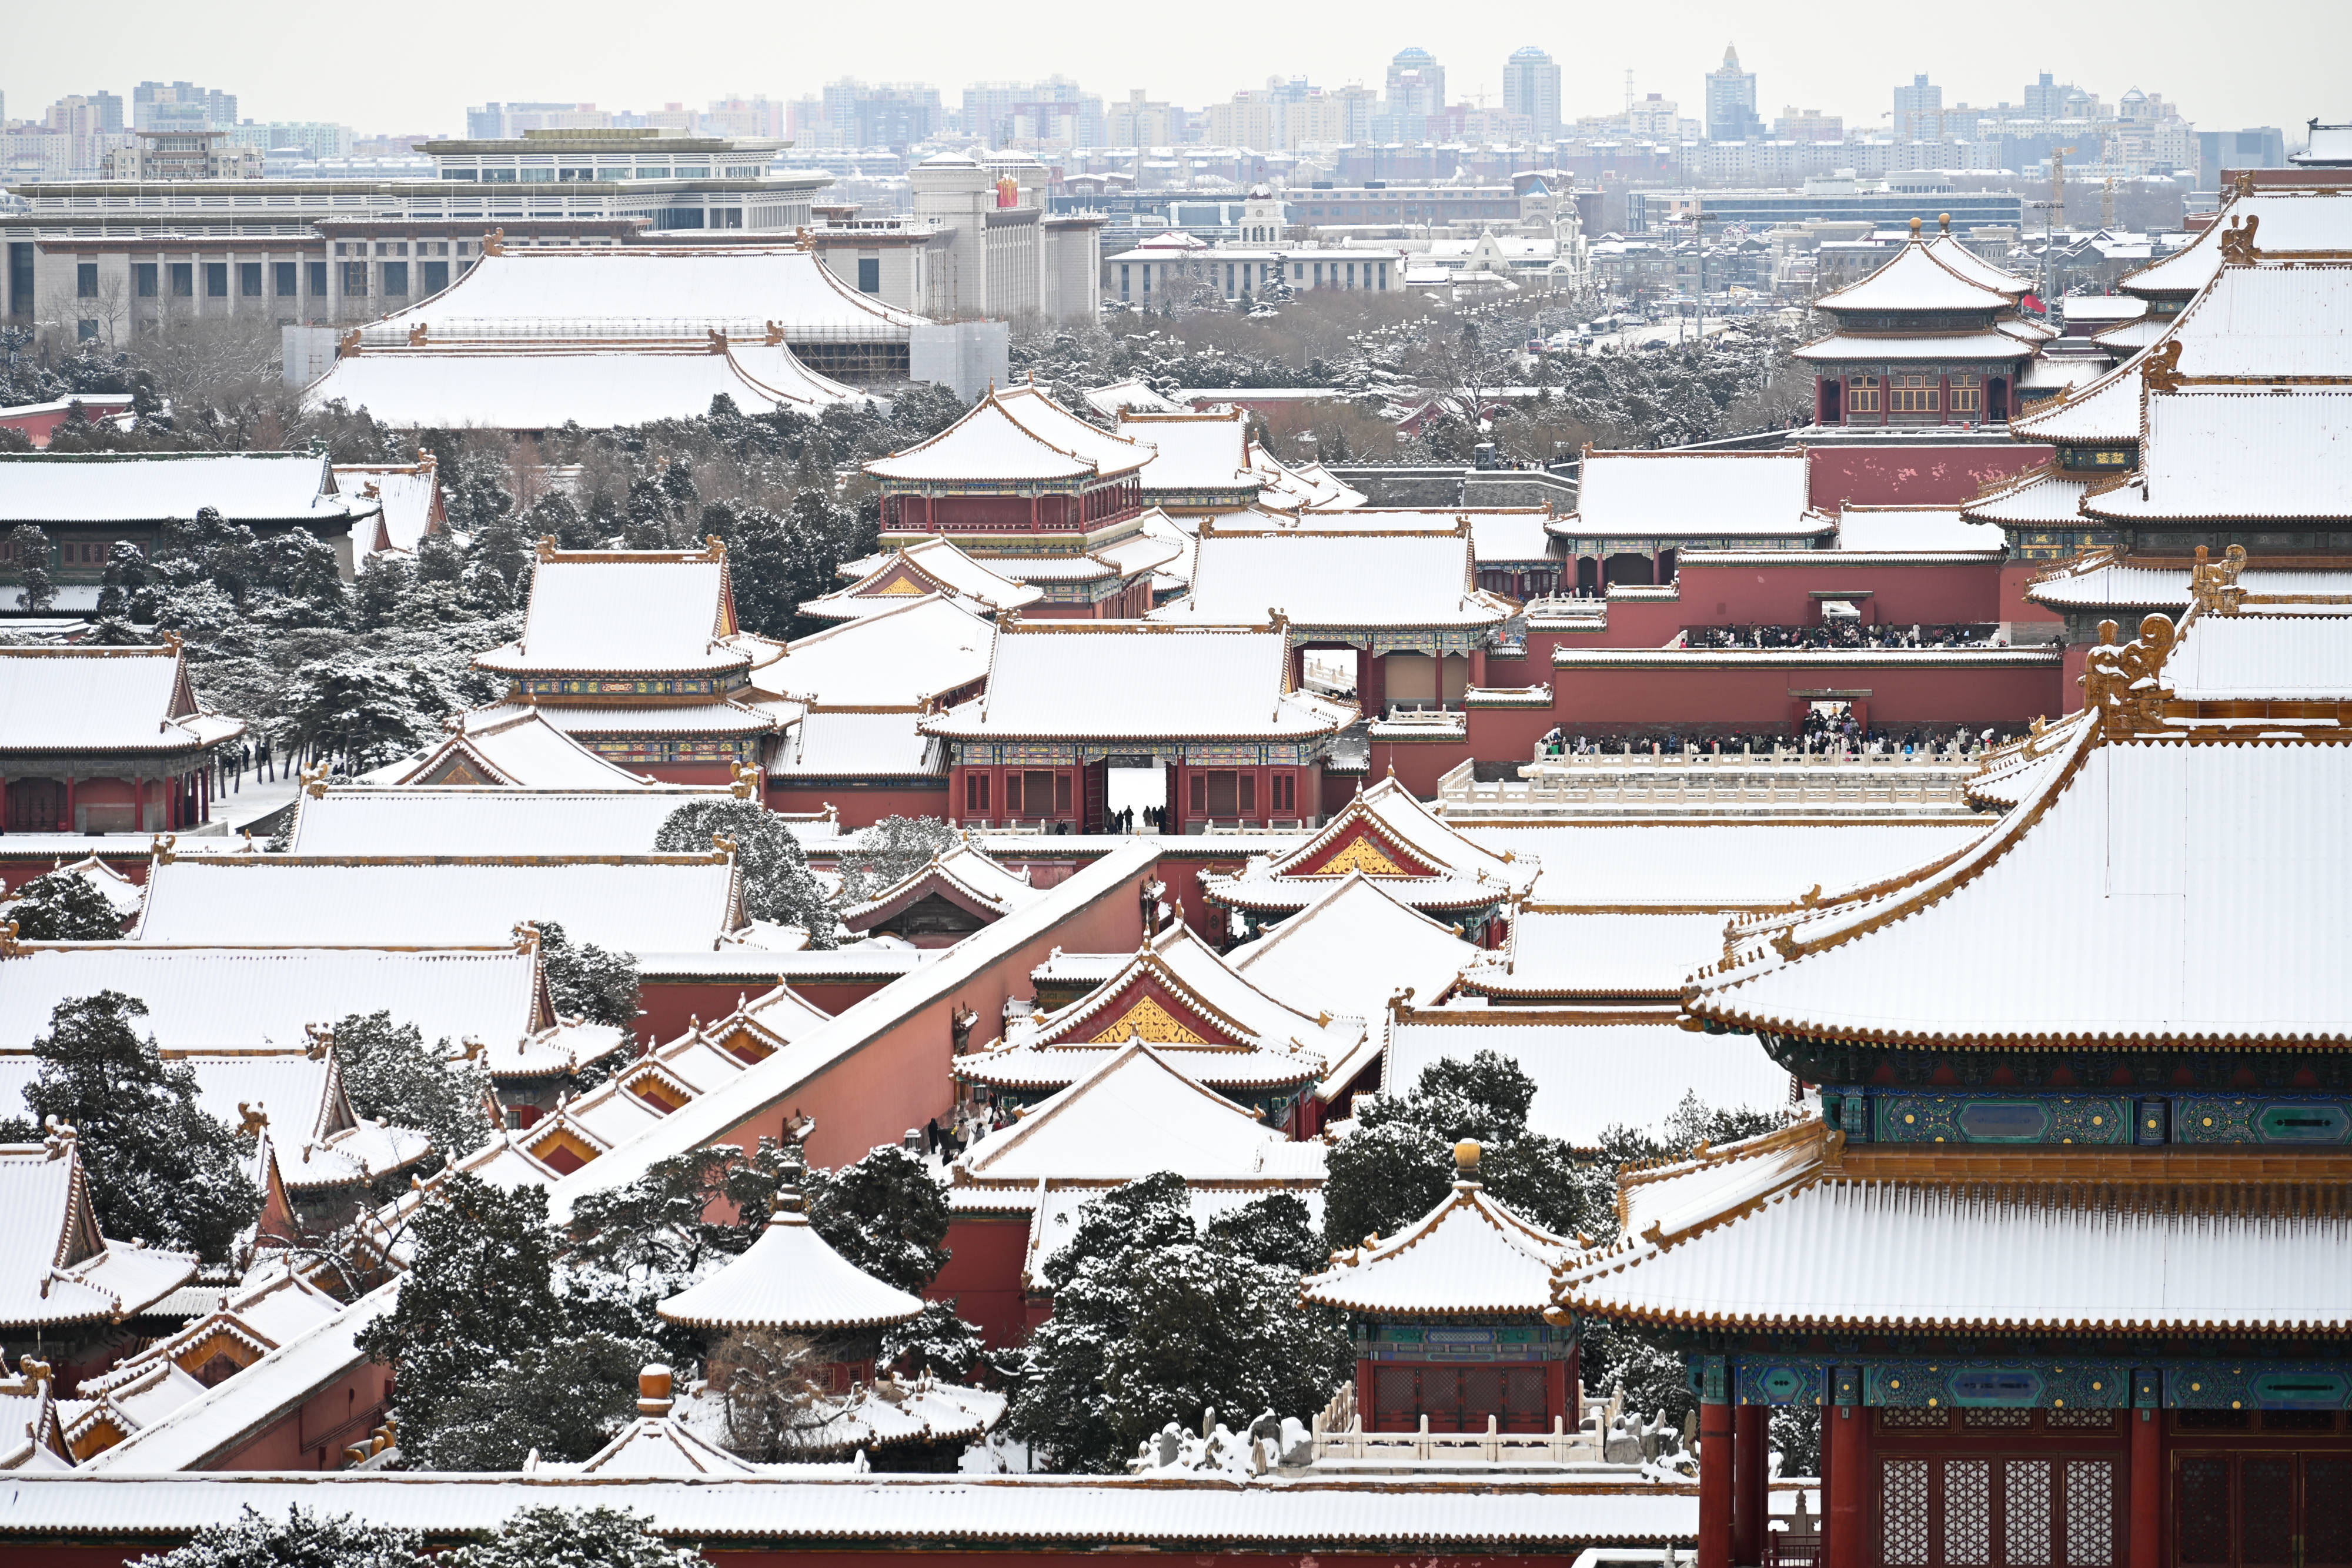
top-left (5, 1), bottom-right (2340, 141)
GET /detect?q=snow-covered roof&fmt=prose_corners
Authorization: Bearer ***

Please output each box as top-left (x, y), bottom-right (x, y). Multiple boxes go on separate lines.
top-left (786, 1375), bottom-right (1006, 1455)
top-left (1925, 233), bottom-right (2034, 296)
top-left (1814, 237), bottom-right (2021, 313)
top-left (1304, 1159), bottom-right (1569, 1316)
top-left (1959, 466), bottom-right (2096, 526)
top-left (839, 841), bottom-right (1042, 928)
top-left (0, 452), bottom-right (372, 528)
top-left (1460, 911), bottom-right (1731, 999)
top-left (305, 342), bottom-right (867, 430)
top-left (1150, 526), bottom-right (1511, 631)
top-left (1382, 1008), bottom-right (1795, 1152)
top-left (957, 922), bottom-right (1345, 1095)
top-left (288, 785), bottom-right (741, 858)
top-left (1252, 450), bottom-right (1365, 511)
top-left (923, 624), bottom-right (1354, 743)
top-left (469, 697), bottom-right (784, 741)
top-left (1833, 506), bottom-right (2004, 554)
top-left (1117, 410), bottom-right (1256, 496)
top-left (1, 1138), bottom-right (197, 1330)
top-left (1225, 871), bottom-right (1478, 1024)
top-left (769, 708), bottom-right (943, 778)
top-left (1792, 328), bottom-right (2034, 364)
top-left (1471, 820), bottom-right (1987, 908)
top-left (476, 545), bottom-right (745, 678)
top-left (799, 537), bottom-right (1043, 621)
top-left (1469, 511), bottom-right (1559, 566)
top-left (0, 644), bottom-right (244, 755)
top-left (2170, 609), bottom-right (2352, 700)
top-left (335, 461), bottom-right (441, 555)
top-left (0, 1470), bottom-right (1700, 1546)
top-left (659, 1202), bottom-right (925, 1332)
top-left (1083, 378), bottom-right (1184, 418)
top-left (2123, 190), bottom-right (2352, 297)
top-left (1561, 451), bottom-right (1822, 540)
top-left (397, 708), bottom-right (656, 788)
top-left (2083, 387), bottom-right (2352, 524)
top-left (1559, 1126), bottom-right (2352, 1336)
top-left (751, 594), bottom-right (993, 708)
top-left (867, 386), bottom-right (1148, 484)
top-left (956, 1039), bottom-right (1315, 1184)
top-left (132, 852), bottom-right (741, 955)
top-left (361, 245), bottom-right (926, 345)
top-left (1204, 778), bottom-right (1538, 914)
top-left (1688, 669), bottom-right (2352, 1046)
top-left (569, 1405), bottom-right (761, 1477)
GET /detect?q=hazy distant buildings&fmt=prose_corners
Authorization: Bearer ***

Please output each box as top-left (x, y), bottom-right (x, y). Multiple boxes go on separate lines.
top-left (1504, 47), bottom-right (1562, 142)
top-left (1891, 74), bottom-right (1942, 141)
top-left (133, 81), bottom-right (236, 132)
top-left (1384, 47), bottom-right (1445, 141)
top-left (1704, 45), bottom-right (1762, 141)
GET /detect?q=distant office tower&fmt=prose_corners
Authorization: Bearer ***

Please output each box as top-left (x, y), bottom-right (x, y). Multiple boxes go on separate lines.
top-left (1703, 45), bottom-right (1761, 142)
top-left (1503, 47), bottom-right (1562, 141)
top-left (133, 81), bottom-right (236, 132)
top-left (1385, 47), bottom-right (1446, 139)
top-left (1892, 74), bottom-right (1942, 141)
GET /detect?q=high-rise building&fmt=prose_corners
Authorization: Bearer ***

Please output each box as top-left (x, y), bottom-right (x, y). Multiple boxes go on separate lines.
top-left (1774, 107), bottom-right (1844, 143)
top-left (1703, 45), bottom-right (1760, 142)
top-left (133, 81), bottom-right (236, 132)
top-left (2021, 72), bottom-right (2093, 121)
top-left (822, 80), bottom-right (943, 148)
top-left (1892, 74), bottom-right (1943, 141)
top-left (1503, 47), bottom-right (1562, 142)
top-left (1385, 47), bottom-right (1446, 140)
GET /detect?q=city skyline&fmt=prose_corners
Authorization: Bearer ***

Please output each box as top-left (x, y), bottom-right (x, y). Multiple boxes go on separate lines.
top-left (2, 0), bottom-right (2337, 142)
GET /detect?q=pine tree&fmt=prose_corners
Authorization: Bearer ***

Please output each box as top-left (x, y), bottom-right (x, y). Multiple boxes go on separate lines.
top-left (6, 523), bottom-right (55, 614)
top-left (6, 870), bottom-right (126, 940)
top-left (12, 992), bottom-right (257, 1261)
top-left (805, 1144), bottom-right (951, 1293)
top-left (834, 815), bottom-right (962, 904)
top-left (128, 1504), bottom-right (427, 1568)
top-left (534, 921), bottom-right (640, 1029)
top-left (652, 798), bottom-right (835, 945)
top-left (445, 1506), bottom-right (700, 1568)
top-left (329, 1011), bottom-right (492, 1168)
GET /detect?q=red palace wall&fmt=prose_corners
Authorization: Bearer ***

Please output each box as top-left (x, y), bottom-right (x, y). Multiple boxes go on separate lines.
top-left (1362, 738), bottom-right (1472, 800)
top-left (782, 978), bottom-right (892, 1014)
top-left (702, 855), bottom-right (1154, 1170)
top-left (0, 851), bottom-right (148, 896)
top-left (632, 762), bottom-right (741, 787)
top-left (934, 1216), bottom-right (1034, 1349)
top-left (1467, 704), bottom-right (1561, 764)
top-left (767, 780), bottom-right (952, 830)
top-left (23, 1547), bottom-right (1648, 1568)
top-left (2000, 562), bottom-right (2070, 636)
top-left (1806, 443), bottom-right (2055, 510)
top-left (210, 1358), bottom-right (396, 1472)
top-left (1546, 658), bottom-right (2064, 734)
top-left (1675, 559), bottom-right (2002, 628)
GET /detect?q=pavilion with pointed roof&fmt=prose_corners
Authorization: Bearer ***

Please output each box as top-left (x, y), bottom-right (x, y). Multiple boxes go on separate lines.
top-left (1556, 591), bottom-right (2352, 1568)
top-left (1200, 775), bottom-right (1538, 940)
top-left (839, 840), bottom-right (1043, 947)
top-left (866, 385), bottom-right (1169, 618)
top-left (1304, 1139), bottom-right (1578, 1438)
top-left (953, 920), bottom-right (1349, 1123)
top-left (1800, 215), bottom-right (2046, 429)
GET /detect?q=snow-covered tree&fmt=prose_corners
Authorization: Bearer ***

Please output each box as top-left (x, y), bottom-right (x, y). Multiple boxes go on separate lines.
top-left (1322, 1049), bottom-right (1593, 1252)
top-left (709, 1328), bottom-right (834, 1462)
top-left (329, 1011), bottom-right (492, 1169)
top-left (1202, 1190), bottom-right (1325, 1272)
top-left (834, 815), bottom-right (962, 904)
top-left (0, 992), bottom-right (255, 1261)
top-left (358, 1175), bottom-right (651, 1470)
top-left (6, 870), bottom-right (126, 940)
top-left (280, 654), bottom-right (453, 773)
top-left (562, 1143), bottom-right (787, 1359)
top-left (129, 1503), bottom-right (428, 1568)
top-left (1005, 1171), bottom-right (1350, 1472)
top-left (6, 523), bottom-right (55, 614)
top-left (805, 1143), bottom-right (951, 1295)
top-left (534, 921), bottom-right (640, 1029)
top-left (652, 798), bottom-right (834, 945)
top-left (445, 1506), bottom-right (701, 1568)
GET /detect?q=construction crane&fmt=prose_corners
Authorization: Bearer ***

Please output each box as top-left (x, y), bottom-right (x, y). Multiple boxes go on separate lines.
top-left (2100, 134), bottom-right (2117, 230)
top-left (2050, 145), bottom-right (2076, 232)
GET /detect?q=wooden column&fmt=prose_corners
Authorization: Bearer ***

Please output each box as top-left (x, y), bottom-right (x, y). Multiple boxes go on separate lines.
top-left (134, 777), bottom-right (145, 834)
top-left (0, 774), bottom-right (8, 832)
top-left (1827, 1373), bottom-right (1865, 1568)
top-left (1470, 646), bottom-right (1489, 687)
top-left (2129, 1373), bottom-right (2162, 1568)
top-left (64, 776), bottom-right (76, 834)
top-left (1733, 1402), bottom-right (1768, 1567)
top-left (1700, 1394), bottom-right (1735, 1568)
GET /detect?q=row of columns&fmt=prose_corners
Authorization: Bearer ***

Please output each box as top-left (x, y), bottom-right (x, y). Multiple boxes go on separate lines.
top-left (1699, 1372), bottom-right (2167, 1568)
top-left (0, 770), bottom-right (209, 833)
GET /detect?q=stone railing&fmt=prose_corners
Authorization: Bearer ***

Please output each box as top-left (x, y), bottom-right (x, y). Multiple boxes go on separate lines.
top-left (1307, 1380), bottom-right (1602, 1467)
top-left (1434, 755), bottom-right (1983, 817)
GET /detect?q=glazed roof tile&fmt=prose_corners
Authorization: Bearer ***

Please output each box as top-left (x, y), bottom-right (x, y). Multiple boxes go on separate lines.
top-left (658, 1207), bottom-right (924, 1332)
top-left (1303, 1178), bottom-right (1569, 1316)
top-left (304, 343), bottom-right (865, 430)
top-left (868, 387), bottom-right (1148, 483)
top-left (1150, 528), bottom-right (1510, 630)
top-left (475, 549), bottom-right (744, 677)
top-left (1560, 452), bottom-right (1820, 539)
top-left (923, 625), bottom-right (1352, 742)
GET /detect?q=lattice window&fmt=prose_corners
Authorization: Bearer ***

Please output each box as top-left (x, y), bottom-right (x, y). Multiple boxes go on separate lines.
top-left (2260, 1409), bottom-right (2336, 1432)
top-left (1502, 1367), bottom-right (1549, 1431)
top-left (2308, 1458), bottom-right (2352, 1568)
top-left (1882, 1407), bottom-right (1952, 1430)
top-left (1950, 377), bottom-right (1984, 416)
top-left (1848, 376), bottom-right (1881, 413)
top-left (1883, 1459), bottom-right (1931, 1567)
top-left (1963, 1408), bottom-right (2033, 1428)
top-left (2045, 1409), bottom-right (2114, 1429)
top-left (1372, 1365), bottom-right (1418, 1426)
top-left (2241, 1457), bottom-right (2296, 1567)
top-left (2063, 1460), bottom-right (2114, 1567)
top-left (1945, 1459), bottom-right (1992, 1566)
top-left (1892, 373), bottom-right (1942, 414)
top-left (2176, 1409), bottom-right (2250, 1430)
top-left (2006, 1460), bottom-right (2054, 1568)
top-left (2176, 1459), bottom-right (2231, 1566)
